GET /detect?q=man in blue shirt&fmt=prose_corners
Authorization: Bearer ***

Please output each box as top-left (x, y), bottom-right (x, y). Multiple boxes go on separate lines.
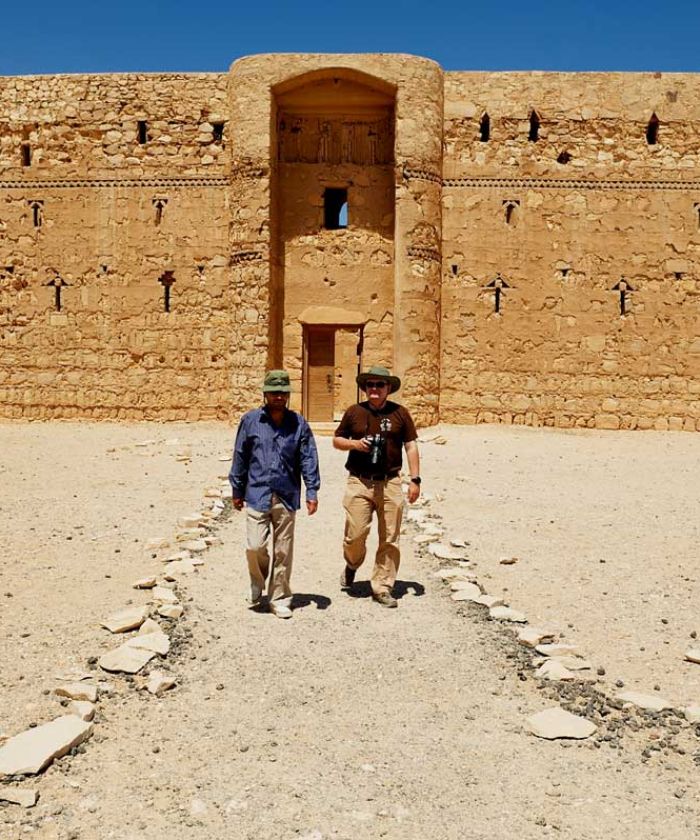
top-left (229, 370), bottom-right (320, 619)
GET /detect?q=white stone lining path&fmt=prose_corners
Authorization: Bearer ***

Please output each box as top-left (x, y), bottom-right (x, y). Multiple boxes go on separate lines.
top-left (404, 440), bottom-right (700, 746)
top-left (0, 455), bottom-right (234, 809)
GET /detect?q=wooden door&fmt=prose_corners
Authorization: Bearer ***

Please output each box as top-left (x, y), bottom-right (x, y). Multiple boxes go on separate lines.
top-left (334, 328), bottom-right (362, 420)
top-left (305, 327), bottom-right (335, 421)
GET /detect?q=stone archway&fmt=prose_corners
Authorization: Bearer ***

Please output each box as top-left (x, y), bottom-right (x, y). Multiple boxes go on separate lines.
top-left (270, 69), bottom-right (396, 416)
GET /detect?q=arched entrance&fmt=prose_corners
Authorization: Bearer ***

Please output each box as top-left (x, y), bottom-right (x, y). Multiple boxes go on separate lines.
top-left (270, 68), bottom-right (396, 417)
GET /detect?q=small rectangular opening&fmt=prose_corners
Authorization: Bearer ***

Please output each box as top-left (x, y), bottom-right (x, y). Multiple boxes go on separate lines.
top-left (21, 143), bottom-right (31, 167)
top-left (646, 114), bottom-right (659, 146)
top-left (528, 110), bottom-right (540, 142)
top-left (479, 113), bottom-right (490, 142)
top-left (212, 122), bottom-right (224, 143)
top-left (137, 121), bottom-right (149, 145)
top-left (323, 188), bottom-right (348, 230)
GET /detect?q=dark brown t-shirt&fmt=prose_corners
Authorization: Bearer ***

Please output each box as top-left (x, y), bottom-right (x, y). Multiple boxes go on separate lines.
top-left (334, 400), bottom-right (418, 477)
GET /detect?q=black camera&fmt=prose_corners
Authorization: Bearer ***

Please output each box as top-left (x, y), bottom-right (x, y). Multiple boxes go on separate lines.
top-left (367, 433), bottom-right (385, 468)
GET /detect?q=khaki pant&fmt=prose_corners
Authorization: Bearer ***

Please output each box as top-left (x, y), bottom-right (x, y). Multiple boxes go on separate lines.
top-left (342, 476), bottom-right (405, 596)
top-left (246, 494), bottom-right (296, 607)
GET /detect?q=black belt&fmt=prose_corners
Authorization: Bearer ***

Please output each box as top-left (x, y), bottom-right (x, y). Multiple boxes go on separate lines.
top-left (350, 471), bottom-right (400, 481)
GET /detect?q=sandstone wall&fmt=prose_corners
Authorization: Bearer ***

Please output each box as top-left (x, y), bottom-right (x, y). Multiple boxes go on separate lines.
top-left (0, 73), bottom-right (235, 419)
top-left (1, 62), bottom-right (698, 428)
top-left (278, 161), bottom-right (395, 398)
top-left (441, 72), bottom-right (700, 431)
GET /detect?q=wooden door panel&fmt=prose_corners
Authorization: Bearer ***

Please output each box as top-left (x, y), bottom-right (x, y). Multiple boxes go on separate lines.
top-left (335, 328), bottom-right (362, 421)
top-left (306, 329), bottom-right (334, 422)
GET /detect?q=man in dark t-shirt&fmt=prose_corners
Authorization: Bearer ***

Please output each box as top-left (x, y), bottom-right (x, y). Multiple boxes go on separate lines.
top-left (333, 365), bottom-right (421, 608)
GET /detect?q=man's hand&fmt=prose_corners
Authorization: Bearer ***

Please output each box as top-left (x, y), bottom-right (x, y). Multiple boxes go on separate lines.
top-left (232, 497), bottom-right (244, 511)
top-left (306, 499), bottom-right (318, 516)
top-left (407, 481), bottom-right (420, 505)
top-left (333, 436), bottom-right (370, 453)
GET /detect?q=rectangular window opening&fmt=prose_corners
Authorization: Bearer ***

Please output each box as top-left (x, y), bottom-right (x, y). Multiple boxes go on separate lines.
top-left (21, 143), bottom-right (31, 167)
top-left (212, 122), bottom-right (224, 143)
top-left (479, 113), bottom-right (490, 142)
top-left (646, 114), bottom-right (659, 146)
top-left (323, 188), bottom-right (348, 230)
top-left (137, 121), bottom-right (149, 145)
top-left (528, 111), bottom-right (540, 142)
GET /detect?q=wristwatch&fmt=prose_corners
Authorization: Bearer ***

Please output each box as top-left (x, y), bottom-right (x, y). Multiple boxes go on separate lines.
top-left (410, 476), bottom-right (422, 485)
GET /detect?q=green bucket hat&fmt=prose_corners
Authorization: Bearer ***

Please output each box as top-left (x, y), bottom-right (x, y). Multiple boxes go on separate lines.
top-left (263, 369), bottom-right (292, 393)
top-left (356, 365), bottom-right (401, 394)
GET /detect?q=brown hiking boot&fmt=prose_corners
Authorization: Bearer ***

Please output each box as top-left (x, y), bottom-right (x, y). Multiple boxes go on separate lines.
top-left (340, 565), bottom-right (356, 591)
top-left (373, 591), bottom-right (398, 609)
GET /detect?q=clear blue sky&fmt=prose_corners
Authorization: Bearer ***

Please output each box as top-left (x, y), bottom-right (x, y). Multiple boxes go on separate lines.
top-left (3, 0), bottom-right (700, 75)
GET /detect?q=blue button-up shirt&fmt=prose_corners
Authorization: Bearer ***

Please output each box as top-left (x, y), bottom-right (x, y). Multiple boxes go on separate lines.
top-left (229, 406), bottom-right (320, 512)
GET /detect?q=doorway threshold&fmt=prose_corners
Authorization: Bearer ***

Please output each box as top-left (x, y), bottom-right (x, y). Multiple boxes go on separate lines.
top-left (309, 422), bottom-right (337, 437)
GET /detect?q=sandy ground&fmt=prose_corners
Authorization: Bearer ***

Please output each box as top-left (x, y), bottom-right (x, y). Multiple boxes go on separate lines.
top-left (1, 421), bottom-right (700, 839)
top-left (426, 425), bottom-right (700, 706)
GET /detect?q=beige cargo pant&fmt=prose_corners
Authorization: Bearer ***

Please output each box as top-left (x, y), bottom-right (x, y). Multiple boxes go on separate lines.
top-left (246, 494), bottom-right (295, 608)
top-left (342, 475), bottom-right (405, 596)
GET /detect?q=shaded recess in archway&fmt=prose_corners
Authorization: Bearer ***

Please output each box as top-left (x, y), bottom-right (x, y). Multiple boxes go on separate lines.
top-left (269, 67), bottom-right (396, 419)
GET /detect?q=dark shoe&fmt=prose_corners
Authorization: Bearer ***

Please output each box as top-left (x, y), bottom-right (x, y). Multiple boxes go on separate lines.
top-left (340, 565), bottom-right (357, 591)
top-left (248, 583), bottom-right (263, 607)
top-left (373, 591), bottom-right (398, 609)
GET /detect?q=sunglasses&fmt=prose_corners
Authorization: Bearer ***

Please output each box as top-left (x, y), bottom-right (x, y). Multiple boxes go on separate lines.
top-left (365, 381), bottom-right (388, 389)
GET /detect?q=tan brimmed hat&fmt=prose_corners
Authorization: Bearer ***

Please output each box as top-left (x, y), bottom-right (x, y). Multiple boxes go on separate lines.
top-left (356, 365), bottom-right (401, 394)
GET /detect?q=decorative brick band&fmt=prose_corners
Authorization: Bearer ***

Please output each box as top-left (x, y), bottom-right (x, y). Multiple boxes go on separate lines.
top-left (403, 167), bottom-right (442, 185)
top-left (230, 250), bottom-right (264, 265)
top-left (3, 173), bottom-right (699, 193)
top-left (443, 176), bottom-right (700, 191)
top-left (408, 246), bottom-right (441, 263)
top-left (0, 176), bottom-right (229, 190)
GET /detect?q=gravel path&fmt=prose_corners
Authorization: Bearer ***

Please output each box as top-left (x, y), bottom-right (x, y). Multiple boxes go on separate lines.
top-left (1, 422), bottom-right (699, 839)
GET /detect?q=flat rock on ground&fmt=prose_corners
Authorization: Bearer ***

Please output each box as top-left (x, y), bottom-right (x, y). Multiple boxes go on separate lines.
top-left (428, 543), bottom-right (467, 561)
top-left (526, 707), bottom-right (597, 740)
top-left (684, 705), bottom-right (700, 724)
top-left (98, 644), bottom-right (156, 674)
top-left (489, 606), bottom-right (527, 623)
top-left (125, 631), bottom-right (170, 655)
top-left (450, 585), bottom-right (482, 602)
top-left (54, 682), bottom-right (98, 703)
top-left (474, 594), bottom-right (505, 608)
top-left (616, 691), bottom-right (673, 712)
top-left (0, 715), bottom-right (93, 776)
top-left (535, 660), bottom-right (576, 681)
top-left (518, 627), bottom-right (557, 647)
top-left (147, 672), bottom-right (176, 696)
top-left (68, 700), bottom-right (96, 721)
top-left (151, 586), bottom-right (179, 604)
top-left (449, 579), bottom-right (479, 591)
top-left (101, 606), bottom-right (149, 634)
top-left (0, 788), bottom-right (38, 808)
top-left (158, 604), bottom-right (184, 619)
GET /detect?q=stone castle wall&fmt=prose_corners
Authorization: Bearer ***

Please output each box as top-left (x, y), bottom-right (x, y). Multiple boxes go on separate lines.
top-left (0, 73), bottom-right (233, 419)
top-left (441, 73), bottom-right (700, 431)
top-left (0, 59), bottom-right (698, 428)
